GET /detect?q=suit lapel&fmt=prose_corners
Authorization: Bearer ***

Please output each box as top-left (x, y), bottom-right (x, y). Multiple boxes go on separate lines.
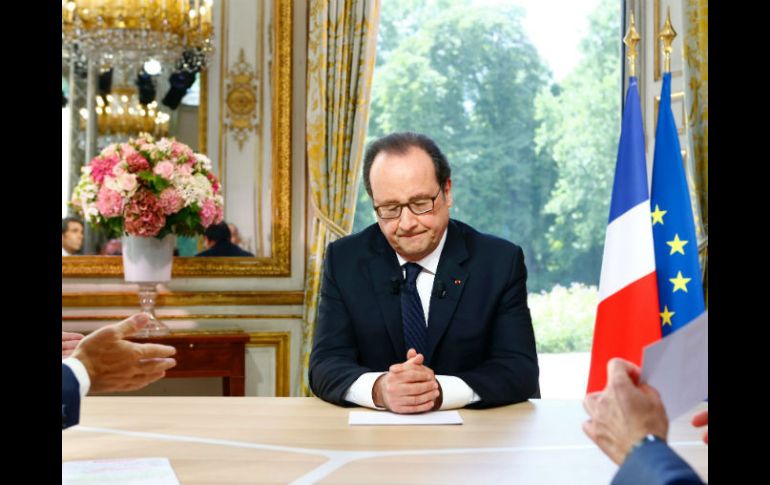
top-left (425, 221), bottom-right (469, 365)
top-left (367, 233), bottom-right (405, 358)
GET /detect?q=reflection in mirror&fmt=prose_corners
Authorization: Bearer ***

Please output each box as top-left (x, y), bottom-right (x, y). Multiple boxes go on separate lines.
top-left (61, 60), bottom-right (204, 256)
top-left (62, 0), bottom-right (215, 258)
top-left (62, 0), bottom-right (293, 277)
top-left (196, 222), bottom-right (255, 257)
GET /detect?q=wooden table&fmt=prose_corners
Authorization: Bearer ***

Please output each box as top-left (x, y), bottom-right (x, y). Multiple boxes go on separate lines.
top-left (62, 397), bottom-right (707, 484)
top-left (130, 332), bottom-right (250, 396)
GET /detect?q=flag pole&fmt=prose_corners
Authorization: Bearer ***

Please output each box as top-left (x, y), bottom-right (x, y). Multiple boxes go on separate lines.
top-left (585, 14), bottom-right (661, 393)
top-left (624, 12), bottom-right (640, 78)
top-left (659, 8), bottom-right (677, 74)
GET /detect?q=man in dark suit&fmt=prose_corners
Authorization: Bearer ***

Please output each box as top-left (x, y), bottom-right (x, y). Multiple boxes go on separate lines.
top-left (309, 132), bottom-right (539, 414)
top-left (62, 313), bottom-right (177, 429)
top-left (195, 222), bottom-right (254, 257)
top-left (583, 358), bottom-right (707, 484)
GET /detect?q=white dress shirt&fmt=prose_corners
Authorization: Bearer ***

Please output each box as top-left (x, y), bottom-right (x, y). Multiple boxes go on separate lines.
top-left (344, 229), bottom-right (481, 410)
top-left (62, 357), bottom-right (91, 398)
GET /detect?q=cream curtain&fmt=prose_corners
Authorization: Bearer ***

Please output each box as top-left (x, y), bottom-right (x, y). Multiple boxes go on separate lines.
top-left (683, 0), bottom-right (708, 304)
top-left (301, 0), bottom-right (381, 395)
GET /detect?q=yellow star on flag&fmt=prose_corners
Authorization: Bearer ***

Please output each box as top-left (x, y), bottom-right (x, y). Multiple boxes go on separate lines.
top-left (669, 271), bottom-right (691, 293)
top-left (651, 204), bottom-right (667, 225)
top-left (667, 234), bottom-right (688, 255)
top-left (660, 306), bottom-right (675, 326)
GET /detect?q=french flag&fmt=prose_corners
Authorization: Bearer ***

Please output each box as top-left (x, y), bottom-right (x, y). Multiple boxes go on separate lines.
top-left (586, 77), bottom-right (662, 393)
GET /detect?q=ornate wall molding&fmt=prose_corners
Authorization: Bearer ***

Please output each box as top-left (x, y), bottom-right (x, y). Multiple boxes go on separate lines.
top-left (199, 70), bottom-right (209, 154)
top-left (224, 48), bottom-right (259, 150)
top-left (62, 290), bottom-right (304, 307)
top-left (247, 331), bottom-right (291, 396)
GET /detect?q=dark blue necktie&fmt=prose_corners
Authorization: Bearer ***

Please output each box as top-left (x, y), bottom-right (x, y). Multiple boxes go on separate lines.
top-left (401, 262), bottom-right (427, 354)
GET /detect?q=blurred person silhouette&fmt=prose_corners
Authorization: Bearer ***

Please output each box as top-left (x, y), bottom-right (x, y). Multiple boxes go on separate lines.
top-left (227, 222), bottom-right (244, 248)
top-left (195, 222), bottom-right (254, 257)
top-left (62, 217), bottom-right (84, 256)
top-left (99, 238), bottom-right (122, 256)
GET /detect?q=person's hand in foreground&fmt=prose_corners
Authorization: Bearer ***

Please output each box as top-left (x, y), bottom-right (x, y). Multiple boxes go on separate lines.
top-left (71, 313), bottom-right (177, 392)
top-left (62, 331), bottom-right (85, 358)
top-left (582, 358), bottom-right (669, 464)
top-left (691, 409), bottom-right (708, 444)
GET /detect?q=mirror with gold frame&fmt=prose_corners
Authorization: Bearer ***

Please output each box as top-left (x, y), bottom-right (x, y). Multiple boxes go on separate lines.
top-left (62, 0), bottom-right (292, 277)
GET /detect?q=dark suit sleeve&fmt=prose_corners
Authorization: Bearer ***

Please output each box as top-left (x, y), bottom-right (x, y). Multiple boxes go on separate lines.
top-left (62, 363), bottom-right (81, 430)
top-left (457, 245), bottom-right (539, 407)
top-left (612, 439), bottom-right (704, 485)
top-left (308, 242), bottom-right (372, 405)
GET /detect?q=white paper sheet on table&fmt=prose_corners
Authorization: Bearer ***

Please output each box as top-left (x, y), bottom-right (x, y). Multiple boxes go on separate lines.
top-left (349, 410), bottom-right (463, 425)
top-left (641, 311), bottom-right (708, 420)
top-left (62, 457), bottom-right (180, 485)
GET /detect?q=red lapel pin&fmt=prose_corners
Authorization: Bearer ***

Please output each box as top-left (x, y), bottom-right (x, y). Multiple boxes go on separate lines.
top-left (454, 279), bottom-right (462, 285)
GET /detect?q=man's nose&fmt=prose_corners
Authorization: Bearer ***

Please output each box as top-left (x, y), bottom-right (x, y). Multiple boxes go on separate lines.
top-left (398, 207), bottom-right (419, 231)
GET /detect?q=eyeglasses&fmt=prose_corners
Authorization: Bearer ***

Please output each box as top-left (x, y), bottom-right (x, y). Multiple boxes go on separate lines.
top-left (374, 187), bottom-right (443, 219)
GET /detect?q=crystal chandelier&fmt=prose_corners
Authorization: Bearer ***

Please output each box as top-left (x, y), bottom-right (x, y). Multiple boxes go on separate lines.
top-left (61, 0), bottom-right (214, 73)
top-left (79, 87), bottom-right (170, 140)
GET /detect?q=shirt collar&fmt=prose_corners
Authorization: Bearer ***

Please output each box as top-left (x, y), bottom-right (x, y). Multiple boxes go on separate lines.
top-left (395, 228), bottom-right (448, 275)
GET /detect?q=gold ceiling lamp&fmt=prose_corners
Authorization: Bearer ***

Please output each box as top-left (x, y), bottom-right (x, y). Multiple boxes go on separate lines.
top-left (62, 0), bottom-right (214, 73)
top-left (79, 87), bottom-right (170, 139)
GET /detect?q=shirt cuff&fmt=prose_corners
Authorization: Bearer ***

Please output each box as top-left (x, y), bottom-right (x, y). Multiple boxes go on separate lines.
top-left (344, 371), bottom-right (387, 409)
top-left (436, 375), bottom-right (480, 409)
top-left (62, 357), bottom-right (91, 398)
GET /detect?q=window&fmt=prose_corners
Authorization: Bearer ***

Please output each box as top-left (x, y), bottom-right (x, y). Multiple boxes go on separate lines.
top-left (353, 0), bottom-right (621, 398)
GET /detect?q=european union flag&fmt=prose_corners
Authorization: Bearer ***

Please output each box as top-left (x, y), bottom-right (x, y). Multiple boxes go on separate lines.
top-left (650, 72), bottom-right (706, 336)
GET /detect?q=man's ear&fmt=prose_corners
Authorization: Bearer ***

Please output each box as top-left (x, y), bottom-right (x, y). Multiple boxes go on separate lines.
top-left (443, 178), bottom-right (453, 207)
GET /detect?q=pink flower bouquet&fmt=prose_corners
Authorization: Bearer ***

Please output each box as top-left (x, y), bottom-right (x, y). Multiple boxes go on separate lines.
top-left (71, 137), bottom-right (224, 238)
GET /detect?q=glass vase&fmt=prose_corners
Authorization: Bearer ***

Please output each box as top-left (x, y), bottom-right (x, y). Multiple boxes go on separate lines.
top-left (122, 234), bottom-right (175, 337)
